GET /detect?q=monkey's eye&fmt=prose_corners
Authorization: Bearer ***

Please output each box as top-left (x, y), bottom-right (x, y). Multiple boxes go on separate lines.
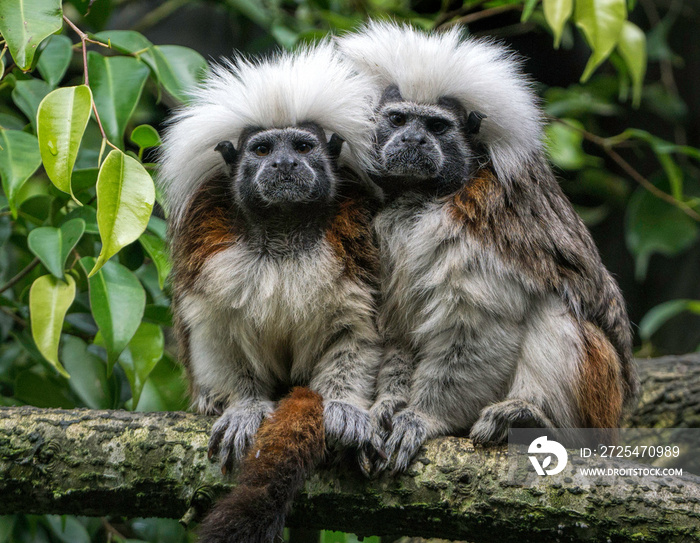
top-left (428, 120), bottom-right (449, 134)
top-left (295, 142), bottom-right (314, 154)
top-left (388, 113), bottom-right (406, 127)
top-left (254, 144), bottom-right (270, 156)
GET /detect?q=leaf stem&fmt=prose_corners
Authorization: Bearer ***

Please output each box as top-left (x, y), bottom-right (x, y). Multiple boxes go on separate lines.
top-left (554, 118), bottom-right (700, 222)
top-left (62, 15), bottom-right (120, 153)
top-left (0, 305), bottom-right (27, 328)
top-left (0, 258), bottom-right (40, 294)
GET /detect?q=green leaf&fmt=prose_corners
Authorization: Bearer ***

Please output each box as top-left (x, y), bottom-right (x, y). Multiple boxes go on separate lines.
top-left (27, 218), bottom-right (86, 278)
top-left (12, 78), bottom-right (51, 130)
top-left (545, 119), bottom-right (598, 170)
top-left (60, 335), bottom-right (112, 409)
top-left (62, 205), bottom-right (98, 234)
top-left (0, 112), bottom-right (28, 130)
top-left (37, 34), bottom-right (73, 88)
top-left (625, 187), bottom-right (699, 281)
top-left (119, 322), bottom-right (163, 406)
top-left (575, 0), bottom-right (627, 81)
top-left (521, 0), bottom-right (540, 22)
top-left (0, 0), bottom-right (63, 70)
top-left (43, 515), bottom-right (92, 543)
top-left (135, 353), bottom-right (188, 412)
top-left (639, 299), bottom-right (700, 341)
top-left (0, 128), bottom-right (42, 217)
top-left (150, 45), bottom-right (208, 104)
top-left (139, 232), bottom-right (171, 288)
top-left (616, 22), bottom-right (646, 107)
top-left (130, 124), bottom-right (162, 150)
top-left (37, 85), bottom-right (93, 198)
top-left (544, 0), bottom-right (573, 48)
top-left (81, 257), bottom-right (146, 367)
top-left (14, 370), bottom-right (76, 408)
top-left (90, 149), bottom-right (155, 276)
top-left (87, 52), bottom-right (150, 145)
top-left (29, 274), bottom-right (76, 378)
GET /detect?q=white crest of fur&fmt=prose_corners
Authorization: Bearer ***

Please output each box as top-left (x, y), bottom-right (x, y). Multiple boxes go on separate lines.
top-left (158, 41), bottom-right (375, 224)
top-left (336, 21), bottom-right (544, 183)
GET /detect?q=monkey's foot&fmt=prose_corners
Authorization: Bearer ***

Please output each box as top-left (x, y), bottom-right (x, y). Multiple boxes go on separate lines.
top-left (208, 401), bottom-right (274, 473)
top-left (323, 400), bottom-right (372, 449)
top-left (469, 399), bottom-right (553, 444)
top-left (381, 409), bottom-right (428, 474)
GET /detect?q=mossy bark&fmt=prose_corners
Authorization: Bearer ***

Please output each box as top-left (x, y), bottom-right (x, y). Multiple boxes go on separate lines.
top-left (1, 355), bottom-right (699, 542)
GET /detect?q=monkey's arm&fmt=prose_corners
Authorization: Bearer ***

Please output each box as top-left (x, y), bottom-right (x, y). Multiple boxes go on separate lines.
top-left (368, 344), bottom-right (412, 443)
top-left (185, 314), bottom-right (275, 471)
top-left (308, 289), bottom-right (380, 450)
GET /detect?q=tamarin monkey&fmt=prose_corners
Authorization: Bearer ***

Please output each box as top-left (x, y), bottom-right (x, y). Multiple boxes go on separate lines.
top-left (158, 44), bottom-right (381, 541)
top-left (338, 22), bottom-right (638, 473)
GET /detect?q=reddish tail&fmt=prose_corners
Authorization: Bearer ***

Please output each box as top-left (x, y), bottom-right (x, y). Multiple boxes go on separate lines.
top-left (198, 387), bottom-right (325, 543)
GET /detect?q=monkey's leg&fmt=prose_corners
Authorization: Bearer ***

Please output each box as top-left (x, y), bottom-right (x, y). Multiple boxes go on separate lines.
top-left (309, 320), bottom-right (380, 451)
top-left (470, 297), bottom-right (583, 445)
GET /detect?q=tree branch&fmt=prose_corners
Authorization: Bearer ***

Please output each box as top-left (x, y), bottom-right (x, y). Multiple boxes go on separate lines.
top-left (1, 355), bottom-right (699, 541)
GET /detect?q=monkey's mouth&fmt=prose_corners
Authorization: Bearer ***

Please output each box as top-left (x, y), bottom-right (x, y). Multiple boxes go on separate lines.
top-left (257, 174), bottom-right (324, 204)
top-left (383, 149), bottom-right (440, 178)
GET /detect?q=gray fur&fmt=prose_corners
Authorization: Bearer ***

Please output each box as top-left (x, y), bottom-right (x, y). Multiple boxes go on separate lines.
top-left (366, 103), bottom-right (635, 473)
top-left (164, 61), bottom-right (382, 467)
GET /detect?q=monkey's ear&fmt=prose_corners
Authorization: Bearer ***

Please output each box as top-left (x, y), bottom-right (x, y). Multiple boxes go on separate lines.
top-left (215, 141), bottom-right (238, 166)
top-left (327, 133), bottom-right (345, 161)
top-left (465, 111), bottom-right (487, 136)
top-left (379, 85), bottom-right (403, 106)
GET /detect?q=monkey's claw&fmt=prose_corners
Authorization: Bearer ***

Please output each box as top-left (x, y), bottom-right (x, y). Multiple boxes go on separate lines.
top-left (470, 399), bottom-right (553, 445)
top-left (382, 409), bottom-right (428, 474)
top-left (323, 400), bottom-right (372, 449)
top-left (208, 403), bottom-right (273, 472)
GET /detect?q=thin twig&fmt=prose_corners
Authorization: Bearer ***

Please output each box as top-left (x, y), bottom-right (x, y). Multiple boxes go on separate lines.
top-left (554, 118), bottom-right (700, 222)
top-left (434, 1), bottom-right (486, 29)
top-left (0, 258), bottom-right (40, 294)
top-left (0, 306), bottom-right (27, 328)
top-left (439, 4), bottom-right (521, 28)
top-left (62, 15), bottom-right (120, 153)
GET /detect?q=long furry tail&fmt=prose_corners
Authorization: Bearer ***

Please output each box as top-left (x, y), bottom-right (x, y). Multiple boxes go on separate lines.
top-left (198, 387), bottom-right (326, 543)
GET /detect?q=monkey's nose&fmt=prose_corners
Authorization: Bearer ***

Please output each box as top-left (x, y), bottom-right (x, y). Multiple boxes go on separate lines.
top-left (272, 158), bottom-right (298, 173)
top-left (401, 133), bottom-right (426, 145)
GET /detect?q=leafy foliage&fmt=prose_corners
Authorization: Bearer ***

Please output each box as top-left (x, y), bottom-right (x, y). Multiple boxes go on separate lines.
top-left (0, 0), bottom-right (698, 541)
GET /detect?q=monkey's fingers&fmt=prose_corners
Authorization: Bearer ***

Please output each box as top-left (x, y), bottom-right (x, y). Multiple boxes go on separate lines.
top-left (358, 447), bottom-right (373, 479)
top-left (207, 418), bottom-right (229, 460)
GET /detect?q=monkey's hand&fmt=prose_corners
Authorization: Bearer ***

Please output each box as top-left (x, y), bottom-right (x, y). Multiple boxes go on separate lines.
top-left (323, 400), bottom-right (372, 450)
top-left (381, 409), bottom-right (429, 474)
top-left (358, 397), bottom-right (406, 477)
top-left (192, 388), bottom-right (224, 416)
top-left (208, 401), bottom-right (274, 473)
top-left (469, 399), bottom-right (554, 444)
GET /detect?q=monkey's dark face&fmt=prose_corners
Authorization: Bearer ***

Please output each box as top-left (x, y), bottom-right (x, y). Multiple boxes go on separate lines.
top-left (234, 127), bottom-right (337, 208)
top-left (373, 87), bottom-right (484, 196)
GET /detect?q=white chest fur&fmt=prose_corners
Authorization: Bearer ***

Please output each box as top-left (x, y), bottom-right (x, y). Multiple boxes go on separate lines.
top-left (179, 239), bottom-right (345, 391)
top-left (375, 198), bottom-right (531, 344)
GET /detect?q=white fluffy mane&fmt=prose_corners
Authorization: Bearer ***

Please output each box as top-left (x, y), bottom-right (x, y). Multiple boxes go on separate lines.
top-left (336, 21), bottom-right (544, 183)
top-left (158, 41), bottom-right (375, 225)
